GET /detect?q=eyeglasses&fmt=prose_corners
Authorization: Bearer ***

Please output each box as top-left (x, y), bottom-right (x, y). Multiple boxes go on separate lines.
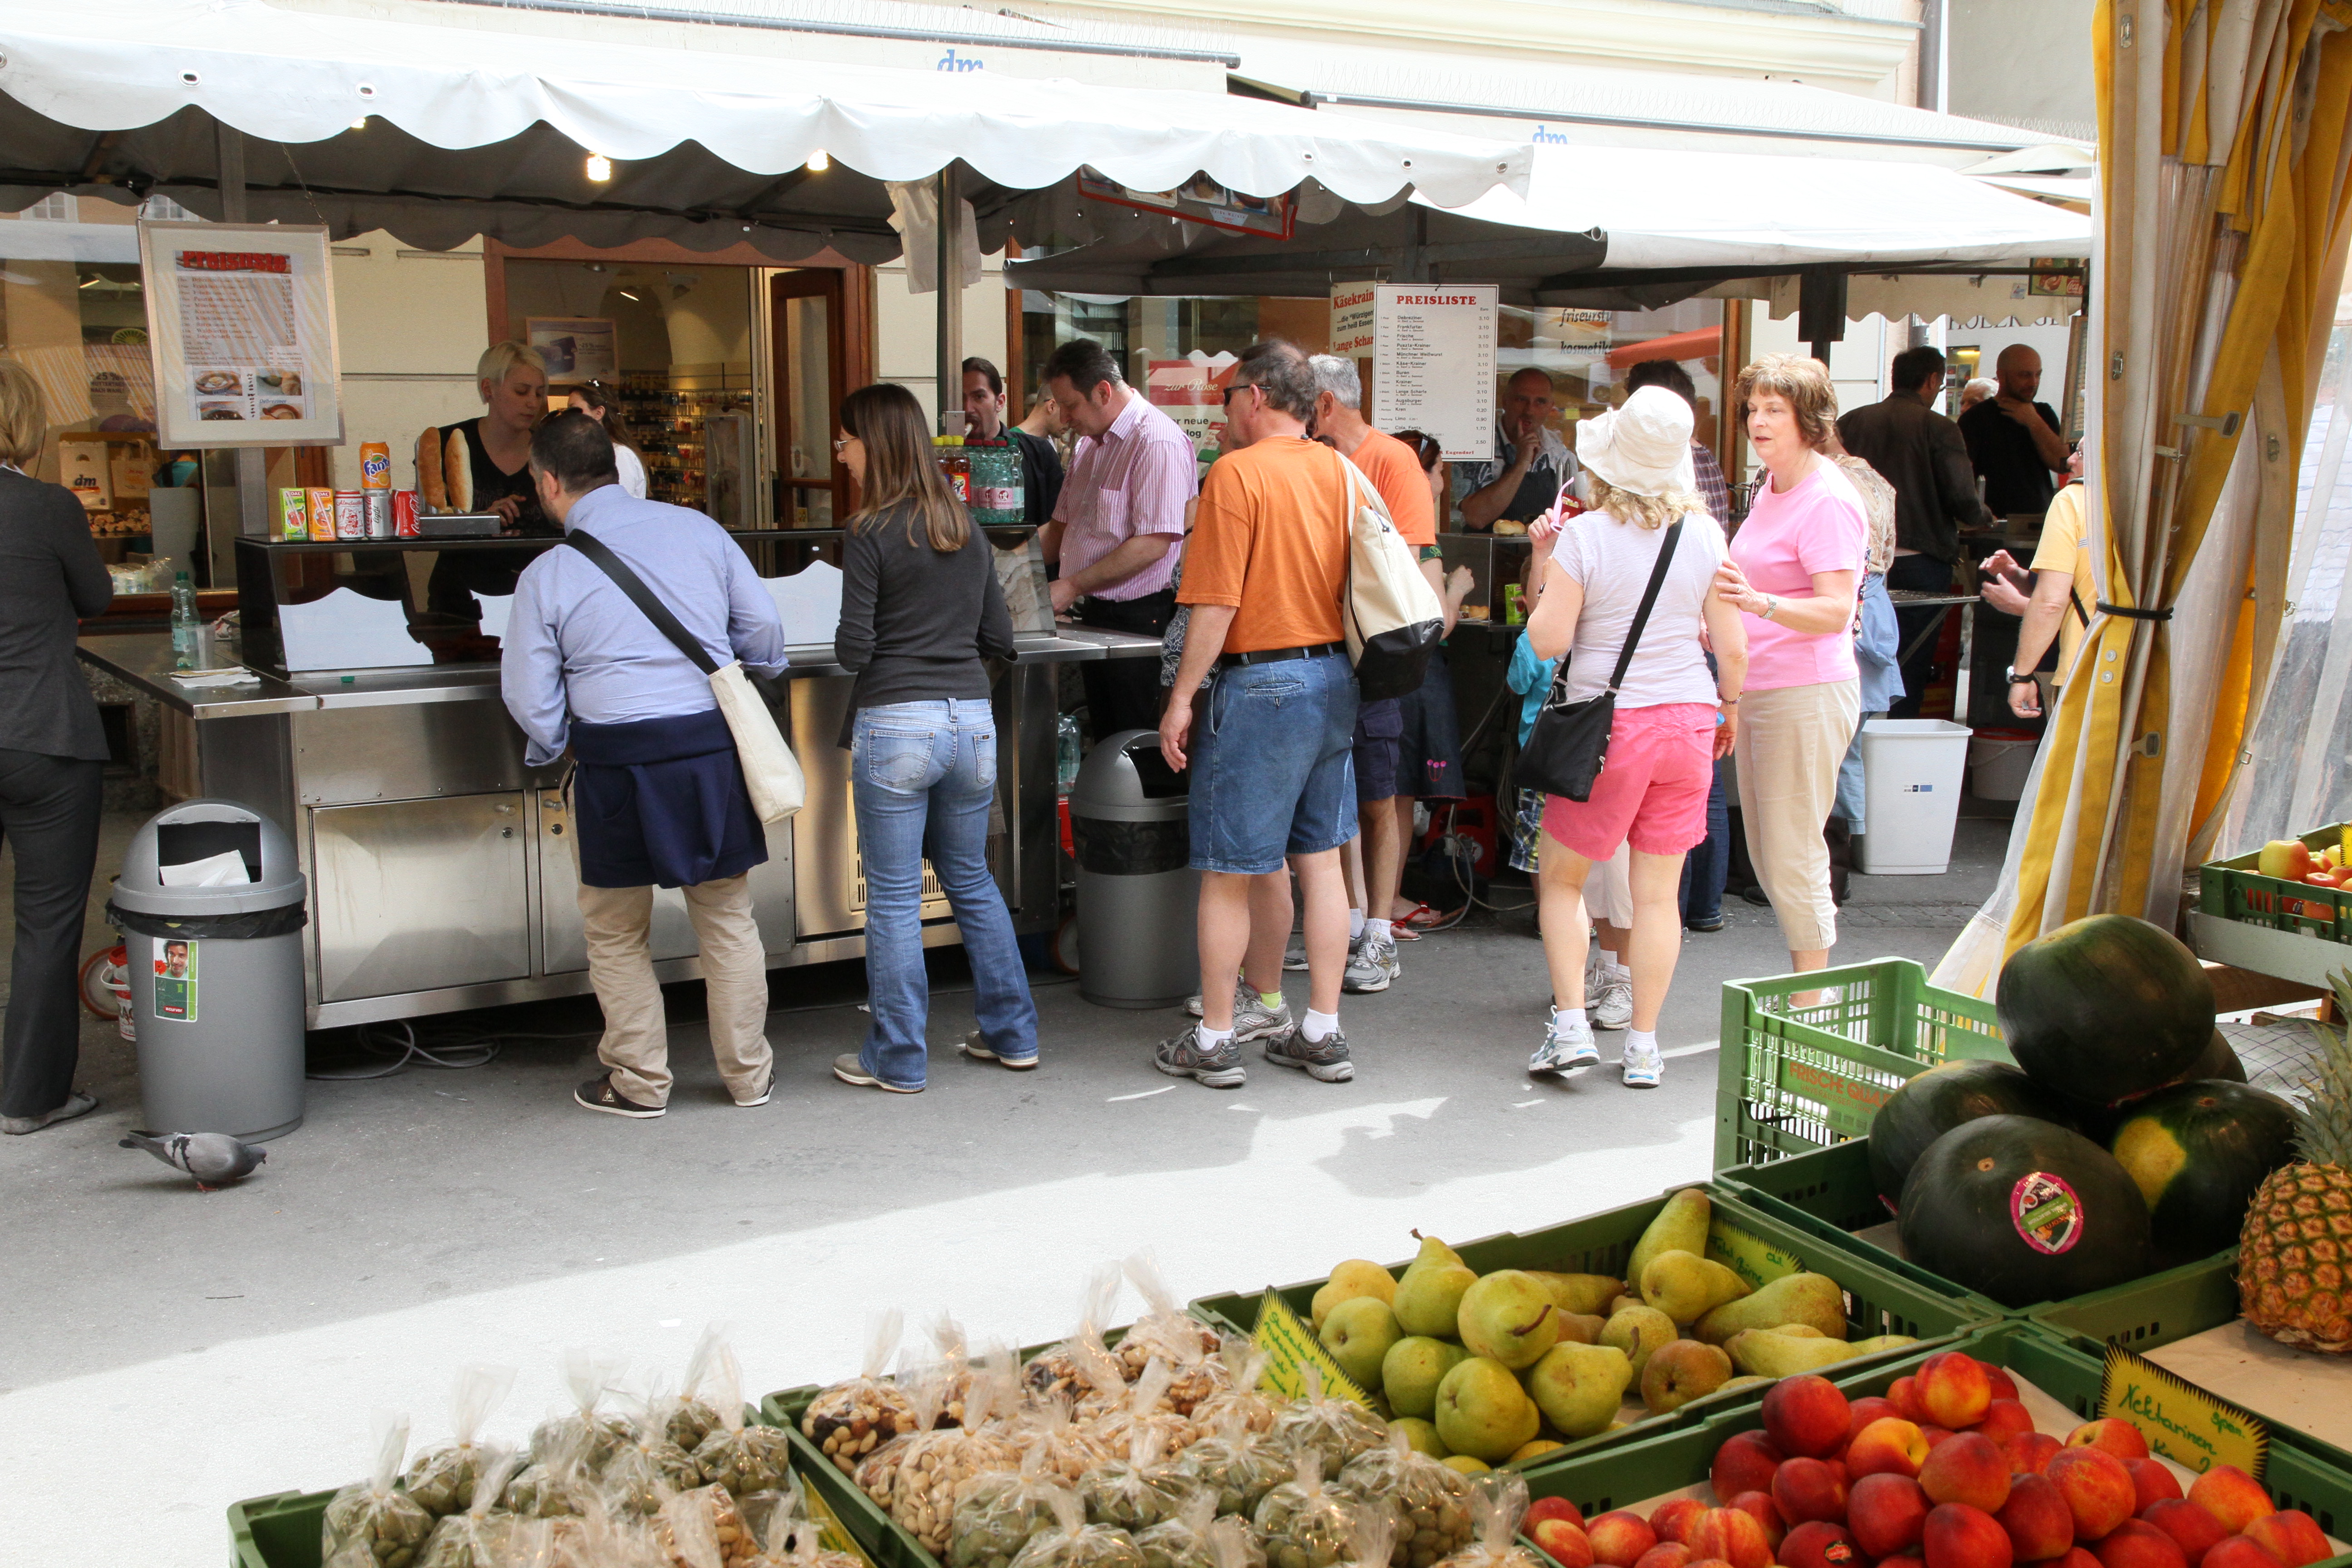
top-left (832, 435), bottom-right (853, 453)
top-left (1221, 383), bottom-right (1260, 409)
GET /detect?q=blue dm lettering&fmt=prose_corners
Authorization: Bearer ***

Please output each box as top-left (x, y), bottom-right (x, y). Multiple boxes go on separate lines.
top-left (937, 48), bottom-right (985, 71)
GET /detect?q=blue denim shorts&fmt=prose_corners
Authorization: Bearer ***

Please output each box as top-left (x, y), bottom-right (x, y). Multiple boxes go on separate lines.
top-left (1188, 652), bottom-right (1360, 874)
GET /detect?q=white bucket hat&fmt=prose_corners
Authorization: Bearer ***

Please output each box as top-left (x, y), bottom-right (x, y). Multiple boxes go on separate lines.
top-left (1576, 384), bottom-right (1698, 498)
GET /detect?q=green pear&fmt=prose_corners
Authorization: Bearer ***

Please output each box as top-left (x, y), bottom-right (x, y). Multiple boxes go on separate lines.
top-left (1723, 1328), bottom-right (1863, 1377)
top-left (1456, 1270), bottom-right (1560, 1370)
top-left (1552, 1312), bottom-right (1607, 1347)
top-left (1524, 1341), bottom-right (1633, 1438)
top-left (1607, 1294), bottom-right (1639, 1318)
top-left (1597, 1305), bottom-right (1678, 1382)
top-left (1640, 1339), bottom-right (1733, 1415)
top-left (1694, 1272), bottom-right (1847, 1344)
top-left (1433, 1356), bottom-right (1540, 1463)
top-left (1390, 1416), bottom-right (1449, 1458)
top-left (1720, 1375), bottom-right (1770, 1394)
top-left (1774, 1325), bottom-right (1828, 1338)
top-left (1846, 1334), bottom-right (1920, 1357)
top-left (1442, 1456), bottom-right (1490, 1475)
top-left (1627, 1187), bottom-right (1711, 1292)
top-left (1638, 1250), bottom-right (1752, 1325)
top-left (1524, 1272), bottom-right (1624, 1317)
top-left (1312, 1259), bottom-right (1400, 1331)
top-left (1382, 1336), bottom-right (1468, 1419)
top-left (1321, 1296), bottom-right (1403, 1390)
top-left (1393, 1233), bottom-right (1479, 1338)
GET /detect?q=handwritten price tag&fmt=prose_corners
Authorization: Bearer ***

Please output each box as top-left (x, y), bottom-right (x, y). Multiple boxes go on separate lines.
top-left (2101, 1345), bottom-right (2269, 1478)
top-left (1709, 1217), bottom-right (1805, 1292)
top-left (1250, 1290), bottom-right (1376, 1408)
top-left (802, 1479), bottom-right (882, 1568)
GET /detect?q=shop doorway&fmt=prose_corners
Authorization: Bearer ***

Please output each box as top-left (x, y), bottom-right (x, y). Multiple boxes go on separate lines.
top-left (771, 269), bottom-right (849, 526)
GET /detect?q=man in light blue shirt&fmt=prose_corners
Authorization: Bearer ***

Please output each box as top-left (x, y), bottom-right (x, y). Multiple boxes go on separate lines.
top-left (501, 412), bottom-right (790, 1121)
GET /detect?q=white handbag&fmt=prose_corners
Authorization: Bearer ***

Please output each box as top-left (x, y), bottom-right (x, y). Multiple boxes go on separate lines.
top-left (1334, 449), bottom-right (1446, 701)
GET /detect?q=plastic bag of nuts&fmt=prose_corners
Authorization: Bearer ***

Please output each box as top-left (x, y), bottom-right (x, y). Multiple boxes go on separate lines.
top-left (882, 1349), bottom-right (1021, 1554)
top-left (1267, 1369), bottom-right (1383, 1480)
top-left (544, 1499), bottom-right (666, 1568)
top-left (1079, 1427), bottom-right (1196, 1533)
top-left (1429, 1475), bottom-right (1544, 1568)
top-left (1167, 1409), bottom-right (1291, 1519)
top-left (926, 1313), bottom-right (975, 1430)
top-left (1132, 1487), bottom-right (1225, 1568)
top-left (1185, 1342), bottom-right (1277, 1438)
top-left (951, 1443), bottom-right (1068, 1568)
top-left (1085, 1360), bottom-right (1199, 1459)
top-left (738, 1489), bottom-right (867, 1568)
top-left (852, 1365), bottom-right (942, 1509)
top-left (532, 1352), bottom-right (638, 1477)
top-left (1008, 1485), bottom-right (1147, 1568)
top-left (655, 1484), bottom-right (763, 1568)
top-left (1009, 1392), bottom-right (1112, 1485)
top-left (419, 1455), bottom-right (544, 1568)
top-left (804, 1312), bottom-right (920, 1475)
top-left (667, 1328), bottom-right (734, 1456)
top-left (691, 1348), bottom-right (795, 1498)
top-left (1117, 1254), bottom-right (1225, 1415)
top-left (599, 1405), bottom-right (704, 1520)
top-left (1332, 1431), bottom-right (1472, 1568)
top-left (1202, 1514), bottom-right (1268, 1568)
top-left (504, 1423), bottom-right (600, 1521)
top-left (1251, 1450), bottom-right (1364, 1568)
top-left (1024, 1264), bottom-right (1125, 1404)
top-left (403, 1365), bottom-right (519, 1519)
top-left (322, 1411), bottom-right (436, 1568)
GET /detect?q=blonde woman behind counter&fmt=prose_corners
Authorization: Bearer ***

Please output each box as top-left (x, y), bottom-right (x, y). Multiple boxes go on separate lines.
top-left (417, 340), bottom-right (552, 531)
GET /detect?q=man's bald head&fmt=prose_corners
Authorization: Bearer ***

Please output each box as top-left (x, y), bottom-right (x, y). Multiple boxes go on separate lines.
top-left (1504, 367), bottom-right (1558, 436)
top-left (1995, 345), bottom-right (2043, 402)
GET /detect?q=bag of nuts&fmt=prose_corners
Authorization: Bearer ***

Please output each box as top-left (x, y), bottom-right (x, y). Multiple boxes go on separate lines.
top-left (1132, 1485), bottom-right (1224, 1568)
top-left (881, 1348), bottom-right (1021, 1554)
top-left (1117, 1254), bottom-right (1225, 1416)
top-left (404, 1365), bottom-right (519, 1519)
top-left (599, 1405), bottom-right (703, 1520)
top-left (323, 1411), bottom-right (437, 1568)
top-left (419, 1454), bottom-right (543, 1568)
top-left (1185, 1342), bottom-right (1277, 1439)
top-left (505, 1423), bottom-right (600, 1521)
top-left (691, 1348), bottom-right (795, 1499)
top-left (532, 1353), bottom-right (637, 1477)
top-left (1024, 1264), bottom-right (1125, 1405)
top-left (804, 1312), bottom-right (920, 1475)
top-left (1251, 1450), bottom-right (1363, 1568)
top-left (1085, 1360), bottom-right (1199, 1458)
top-left (1267, 1370), bottom-right (1383, 1479)
top-left (1166, 1408), bottom-right (1291, 1519)
top-left (1331, 1431), bottom-right (1472, 1568)
top-left (926, 1313), bottom-right (975, 1430)
top-left (655, 1484), bottom-right (763, 1568)
top-left (852, 1362), bottom-right (942, 1509)
top-left (1008, 1485), bottom-right (1146, 1568)
top-left (545, 1498), bottom-right (667, 1568)
top-left (1078, 1427), bottom-right (1195, 1533)
top-left (1008, 1391), bottom-right (1112, 1486)
top-left (667, 1328), bottom-right (734, 1456)
top-left (951, 1441), bottom-right (1068, 1568)
top-left (1202, 1515), bottom-right (1268, 1568)
top-left (1429, 1475), bottom-right (1544, 1568)
top-left (739, 1497), bottom-right (870, 1568)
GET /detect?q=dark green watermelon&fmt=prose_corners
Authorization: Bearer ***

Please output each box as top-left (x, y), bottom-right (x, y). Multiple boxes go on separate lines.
top-left (2110, 1080), bottom-right (2299, 1269)
top-left (2059, 1029), bottom-right (2249, 1142)
top-left (1897, 1114), bottom-right (2153, 1307)
top-left (1996, 915), bottom-right (2215, 1101)
top-left (1869, 1059), bottom-right (2080, 1215)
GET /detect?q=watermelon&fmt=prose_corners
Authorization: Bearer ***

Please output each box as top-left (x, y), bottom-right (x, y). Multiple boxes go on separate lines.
top-left (1996, 915), bottom-right (2215, 1101)
top-left (2059, 1029), bottom-right (2249, 1143)
top-left (1897, 1114), bottom-right (2153, 1307)
top-left (1869, 1059), bottom-right (2079, 1215)
top-left (2110, 1080), bottom-right (2300, 1269)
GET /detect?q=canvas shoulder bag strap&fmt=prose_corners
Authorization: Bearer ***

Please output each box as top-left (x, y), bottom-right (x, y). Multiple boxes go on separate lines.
top-left (1599, 519), bottom-right (1685, 696)
top-left (563, 528), bottom-right (720, 675)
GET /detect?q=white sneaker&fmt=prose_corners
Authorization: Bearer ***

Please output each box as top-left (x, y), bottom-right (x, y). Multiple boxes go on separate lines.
top-left (1590, 969), bottom-right (1633, 1030)
top-left (1621, 1042), bottom-right (1664, 1088)
top-left (1529, 1014), bottom-right (1599, 1077)
top-left (1343, 932), bottom-right (1400, 994)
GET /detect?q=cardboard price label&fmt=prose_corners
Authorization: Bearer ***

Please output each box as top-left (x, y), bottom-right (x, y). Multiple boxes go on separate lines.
top-left (803, 1479), bottom-right (882, 1568)
top-left (1251, 1290), bottom-right (1376, 1408)
top-left (2100, 1345), bottom-right (2269, 1479)
top-left (1708, 1216), bottom-right (1804, 1291)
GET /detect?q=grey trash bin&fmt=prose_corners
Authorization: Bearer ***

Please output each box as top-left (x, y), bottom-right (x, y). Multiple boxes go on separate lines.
top-left (105, 799), bottom-right (309, 1141)
top-left (1071, 728), bottom-right (1199, 1009)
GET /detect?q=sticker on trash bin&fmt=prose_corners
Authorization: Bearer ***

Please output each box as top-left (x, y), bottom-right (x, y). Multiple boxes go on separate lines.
top-left (153, 938), bottom-right (197, 1022)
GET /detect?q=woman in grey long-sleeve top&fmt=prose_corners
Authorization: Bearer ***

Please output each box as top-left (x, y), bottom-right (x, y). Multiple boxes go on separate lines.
top-left (0, 360), bottom-right (113, 1133)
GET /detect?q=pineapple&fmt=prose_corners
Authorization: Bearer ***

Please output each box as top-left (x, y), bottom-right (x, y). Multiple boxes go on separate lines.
top-left (2238, 970), bottom-right (2352, 1353)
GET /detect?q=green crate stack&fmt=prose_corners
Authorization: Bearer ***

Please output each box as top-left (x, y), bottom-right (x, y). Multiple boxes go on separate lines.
top-left (1713, 1140), bottom-right (2009, 1309)
top-left (2202, 824), bottom-right (2352, 941)
top-left (1715, 958), bottom-right (2008, 1171)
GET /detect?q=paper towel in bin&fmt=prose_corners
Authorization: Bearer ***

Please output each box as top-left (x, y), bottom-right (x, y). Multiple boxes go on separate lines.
top-left (158, 850), bottom-right (255, 887)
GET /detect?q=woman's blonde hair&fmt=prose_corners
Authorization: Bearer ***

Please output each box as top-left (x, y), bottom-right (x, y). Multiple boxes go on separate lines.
top-left (842, 382), bottom-right (970, 553)
top-left (475, 340), bottom-right (548, 399)
top-left (1731, 353), bottom-right (1838, 452)
top-left (1591, 476), bottom-right (1703, 532)
top-left (0, 359), bottom-right (46, 468)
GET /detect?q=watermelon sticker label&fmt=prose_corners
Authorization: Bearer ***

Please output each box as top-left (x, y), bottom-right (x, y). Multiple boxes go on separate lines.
top-left (2011, 1170), bottom-right (2082, 1254)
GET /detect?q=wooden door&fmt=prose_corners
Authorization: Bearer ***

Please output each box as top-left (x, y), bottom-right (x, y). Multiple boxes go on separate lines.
top-left (771, 269), bottom-right (850, 525)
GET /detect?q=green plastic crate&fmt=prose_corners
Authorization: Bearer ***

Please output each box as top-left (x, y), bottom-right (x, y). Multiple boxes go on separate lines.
top-left (2030, 1249), bottom-right (2246, 1356)
top-left (1716, 958), bottom-right (2008, 1171)
top-left (1515, 1322), bottom-right (2352, 1568)
top-left (228, 1488), bottom-right (327, 1568)
top-left (2201, 824), bottom-right (2352, 941)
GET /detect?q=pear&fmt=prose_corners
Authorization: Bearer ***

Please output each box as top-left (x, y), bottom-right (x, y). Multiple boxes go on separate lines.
top-left (1640, 1339), bottom-right (1733, 1415)
top-left (1552, 1312), bottom-right (1607, 1347)
top-left (1775, 1324), bottom-right (1828, 1338)
top-left (1382, 1336), bottom-right (1467, 1419)
top-left (1846, 1334), bottom-right (1920, 1357)
top-left (1606, 1294), bottom-right (1639, 1317)
top-left (1597, 1305), bottom-right (1677, 1383)
top-left (1393, 1232), bottom-right (1479, 1338)
top-left (1456, 1270), bottom-right (1560, 1369)
top-left (1694, 1272), bottom-right (1847, 1344)
top-left (1442, 1456), bottom-right (1491, 1475)
top-left (1312, 1259), bottom-right (1399, 1332)
top-left (1524, 1340), bottom-right (1633, 1438)
top-left (1321, 1295), bottom-right (1403, 1390)
top-left (1638, 1250), bottom-right (1751, 1325)
top-left (1433, 1355), bottom-right (1540, 1462)
top-left (1390, 1416), bottom-right (1449, 1458)
top-left (1723, 1328), bottom-right (1863, 1377)
top-left (1510, 1440), bottom-right (1564, 1465)
top-left (1627, 1187), bottom-right (1711, 1291)
top-left (1720, 1375), bottom-right (1770, 1394)
top-left (1525, 1272), bottom-right (1624, 1317)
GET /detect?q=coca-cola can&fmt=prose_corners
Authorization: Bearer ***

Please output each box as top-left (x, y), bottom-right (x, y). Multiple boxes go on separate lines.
top-left (333, 490), bottom-right (365, 540)
top-left (361, 490), bottom-right (394, 539)
top-left (393, 489), bottom-right (420, 537)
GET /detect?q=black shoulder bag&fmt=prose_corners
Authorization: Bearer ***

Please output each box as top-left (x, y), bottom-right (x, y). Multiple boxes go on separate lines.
top-left (1518, 521), bottom-right (1684, 804)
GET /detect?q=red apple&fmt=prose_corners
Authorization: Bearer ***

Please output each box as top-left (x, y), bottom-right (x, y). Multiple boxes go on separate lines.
top-left (2142, 1499), bottom-right (2229, 1565)
top-left (2187, 1469), bottom-right (2276, 1536)
top-left (1851, 1473), bottom-right (1934, 1559)
top-left (2068, 1421), bottom-right (2152, 1463)
top-left (2199, 1540), bottom-right (2287, 1568)
top-left (1765, 1376), bottom-right (1855, 1460)
top-left (1916, 1353), bottom-right (1995, 1431)
top-left (1975, 1400), bottom-right (2035, 1447)
top-left (1587, 1512), bottom-right (1659, 1568)
top-left (2127, 1458), bottom-right (2184, 1514)
top-left (1535, 1520), bottom-right (1595, 1568)
top-left (1848, 1418), bottom-right (1933, 1480)
top-left (1531, 1500), bottom-right (1591, 1533)
top-left (1651, 1499), bottom-right (1707, 1545)
top-left (1921, 1432), bottom-right (2013, 1514)
top-left (1773, 1457), bottom-right (1852, 1526)
top-left (2091, 1519), bottom-right (2187, 1568)
top-left (2007, 1432), bottom-right (2065, 1477)
top-left (1996, 1472), bottom-right (2077, 1562)
top-left (1710, 1432), bottom-right (1784, 1506)
top-left (2239, 1512), bottom-right (2332, 1568)
top-left (1782, 1522), bottom-right (1864, 1568)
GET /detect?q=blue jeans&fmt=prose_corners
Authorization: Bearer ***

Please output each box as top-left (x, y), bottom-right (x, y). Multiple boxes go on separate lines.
top-left (852, 700), bottom-right (1038, 1089)
top-left (1188, 653), bottom-right (1360, 875)
top-left (1835, 711), bottom-right (1886, 832)
top-left (1678, 760), bottom-right (1731, 923)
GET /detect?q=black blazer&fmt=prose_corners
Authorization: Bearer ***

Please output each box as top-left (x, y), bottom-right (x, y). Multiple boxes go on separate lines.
top-left (0, 467), bottom-right (113, 760)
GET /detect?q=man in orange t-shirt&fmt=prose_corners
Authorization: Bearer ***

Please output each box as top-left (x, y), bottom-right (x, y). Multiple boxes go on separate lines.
top-left (1157, 340), bottom-right (1362, 1091)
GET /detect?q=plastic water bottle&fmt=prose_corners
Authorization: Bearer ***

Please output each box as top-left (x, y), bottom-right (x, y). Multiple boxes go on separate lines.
top-left (170, 571), bottom-right (198, 657)
top-left (1056, 714), bottom-right (1082, 796)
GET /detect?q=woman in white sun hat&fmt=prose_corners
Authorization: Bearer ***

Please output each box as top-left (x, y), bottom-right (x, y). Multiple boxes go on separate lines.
top-left (1522, 385), bottom-right (1749, 1088)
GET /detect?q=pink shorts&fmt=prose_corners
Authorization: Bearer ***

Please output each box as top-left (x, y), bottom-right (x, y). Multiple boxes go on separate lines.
top-left (1541, 702), bottom-right (1719, 860)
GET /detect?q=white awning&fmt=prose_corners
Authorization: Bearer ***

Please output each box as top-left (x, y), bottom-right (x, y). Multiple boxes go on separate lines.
top-left (0, 0), bottom-right (1529, 257)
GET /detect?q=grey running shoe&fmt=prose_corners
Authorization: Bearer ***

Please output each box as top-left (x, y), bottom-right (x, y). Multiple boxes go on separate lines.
top-left (1155, 1024), bottom-right (1247, 1089)
top-left (1589, 970), bottom-right (1634, 1030)
top-left (1529, 1013), bottom-right (1600, 1077)
top-left (1232, 985), bottom-right (1294, 1043)
top-left (1284, 934), bottom-right (1310, 971)
top-left (1264, 1023), bottom-right (1355, 1083)
top-left (1621, 1041), bottom-right (1665, 1088)
top-left (1342, 932), bottom-right (1400, 994)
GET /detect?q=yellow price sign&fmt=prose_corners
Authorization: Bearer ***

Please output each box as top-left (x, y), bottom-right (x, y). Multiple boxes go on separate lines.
top-left (2100, 1345), bottom-right (2269, 1479)
top-left (1250, 1290), bottom-right (1376, 1408)
top-left (801, 1480), bottom-right (882, 1568)
top-left (1708, 1217), bottom-right (1804, 1291)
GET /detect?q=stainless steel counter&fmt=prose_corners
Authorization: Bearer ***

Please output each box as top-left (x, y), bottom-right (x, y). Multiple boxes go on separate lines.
top-left (81, 627), bottom-right (1157, 1029)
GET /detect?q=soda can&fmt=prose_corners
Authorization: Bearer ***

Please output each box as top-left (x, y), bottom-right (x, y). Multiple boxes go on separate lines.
top-left (358, 441), bottom-right (392, 489)
top-left (278, 487), bottom-right (309, 540)
top-left (393, 489), bottom-right (420, 537)
top-left (361, 490), bottom-right (394, 539)
top-left (333, 490), bottom-right (365, 540)
top-left (305, 485), bottom-right (337, 542)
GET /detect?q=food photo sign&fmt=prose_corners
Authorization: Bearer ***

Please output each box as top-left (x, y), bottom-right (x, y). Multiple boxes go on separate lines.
top-left (137, 221), bottom-right (343, 447)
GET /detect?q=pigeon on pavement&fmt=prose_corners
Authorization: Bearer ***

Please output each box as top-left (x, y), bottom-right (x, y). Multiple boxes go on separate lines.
top-left (119, 1131), bottom-right (267, 1190)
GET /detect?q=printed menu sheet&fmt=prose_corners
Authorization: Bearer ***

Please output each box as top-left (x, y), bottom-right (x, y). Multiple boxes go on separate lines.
top-left (1370, 284), bottom-right (1497, 464)
top-left (138, 222), bottom-right (343, 447)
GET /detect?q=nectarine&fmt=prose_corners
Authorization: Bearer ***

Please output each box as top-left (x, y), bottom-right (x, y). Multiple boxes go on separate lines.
top-left (2089, 1519), bottom-right (2186, 1568)
top-left (1710, 1432), bottom-right (1784, 1506)
top-left (1975, 1399), bottom-right (2035, 1447)
top-left (2239, 1511), bottom-right (2331, 1568)
top-left (2141, 1499), bottom-right (2228, 1565)
top-left (1651, 1499), bottom-right (1707, 1545)
top-left (2006, 1432), bottom-right (2065, 1477)
top-left (1765, 1375), bottom-right (1854, 1460)
top-left (1773, 1457), bottom-right (1852, 1525)
top-left (1920, 1431), bottom-right (2012, 1514)
top-left (1848, 1417), bottom-right (1932, 1480)
top-left (1587, 1512), bottom-right (1658, 1568)
top-left (1995, 1472), bottom-right (2076, 1562)
top-left (1781, 1521), bottom-right (1863, 1568)
top-left (1534, 1520), bottom-right (1595, 1568)
top-left (1917, 1352), bottom-right (1995, 1430)
top-left (1531, 1499), bottom-right (1590, 1532)
top-left (1631, 1547), bottom-right (1692, 1568)
top-left (1689, 1507), bottom-right (1774, 1568)
top-left (2068, 1421), bottom-right (2152, 1462)
top-left (2048, 1445), bottom-right (2139, 1542)
top-left (2127, 1458), bottom-right (2183, 1514)
top-left (2187, 1468), bottom-right (2276, 1536)
top-left (2197, 1539), bottom-right (2286, 1568)
top-left (1923, 1502), bottom-right (2015, 1568)
top-left (1851, 1473), bottom-right (1933, 1559)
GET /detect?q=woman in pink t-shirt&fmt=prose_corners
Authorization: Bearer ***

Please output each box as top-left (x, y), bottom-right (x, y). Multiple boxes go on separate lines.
top-left (1716, 354), bottom-right (1867, 976)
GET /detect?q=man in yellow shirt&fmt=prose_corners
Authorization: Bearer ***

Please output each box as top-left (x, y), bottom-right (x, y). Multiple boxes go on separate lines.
top-left (1980, 442), bottom-right (2092, 717)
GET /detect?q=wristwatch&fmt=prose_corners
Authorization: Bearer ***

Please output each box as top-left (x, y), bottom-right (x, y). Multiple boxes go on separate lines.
top-left (1761, 594), bottom-right (1779, 621)
top-left (2006, 666), bottom-right (2037, 685)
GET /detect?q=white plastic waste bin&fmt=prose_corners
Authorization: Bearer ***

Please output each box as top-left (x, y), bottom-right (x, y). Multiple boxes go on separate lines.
top-left (1853, 719), bottom-right (1972, 875)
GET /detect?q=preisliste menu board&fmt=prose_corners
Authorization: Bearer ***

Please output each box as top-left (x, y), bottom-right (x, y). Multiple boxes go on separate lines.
top-left (137, 222), bottom-right (343, 448)
top-left (1369, 284), bottom-right (1497, 464)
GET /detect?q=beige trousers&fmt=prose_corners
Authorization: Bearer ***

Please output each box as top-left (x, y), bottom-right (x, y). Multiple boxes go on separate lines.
top-left (578, 875), bottom-right (773, 1107)
top-left (1732, 678), bottom-right (1860, 954)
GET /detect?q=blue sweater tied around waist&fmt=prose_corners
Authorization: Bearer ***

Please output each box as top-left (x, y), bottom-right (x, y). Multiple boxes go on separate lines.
top-left (568, 706), bottom-right (766, 889)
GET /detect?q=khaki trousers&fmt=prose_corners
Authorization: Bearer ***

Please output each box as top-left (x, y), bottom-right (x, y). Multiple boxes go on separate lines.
top-left (1732, 679), bottom-right (1860, 954)
top-left (578, 875), bottom-right (773, 1107)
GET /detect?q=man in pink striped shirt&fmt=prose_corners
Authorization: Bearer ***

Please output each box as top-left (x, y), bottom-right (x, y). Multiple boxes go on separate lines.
top-left (1041, 338), bottom-right (1196, 739)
